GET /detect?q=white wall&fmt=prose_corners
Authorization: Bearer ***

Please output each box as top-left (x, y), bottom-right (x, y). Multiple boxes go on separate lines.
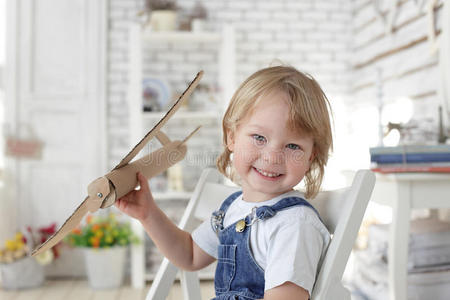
top-left (105, 0), bottom-right (446, 196)
top-left (0, 0), bottom-right (4, 64)
top-left (106, 0), bottom-right (355, 274)
top-left (0, 0), bottom-right (5, 169)
top-left (106, 0), bottom-right (353, 189)
top-left (346, 0), bottom-right (445, 170)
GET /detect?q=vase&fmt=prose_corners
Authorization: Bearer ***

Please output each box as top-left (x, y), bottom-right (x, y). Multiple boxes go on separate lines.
top-left (83, 246), bottom-right (127, 289)
top-left (149, 10), bottom-right (177, 31)
top-left (0, 256), bottom-right (44, 290)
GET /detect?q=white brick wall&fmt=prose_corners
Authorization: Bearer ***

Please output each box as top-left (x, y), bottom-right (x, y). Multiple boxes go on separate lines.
top-left (107, 0), bottom-right (353, 170)
top-left (106, 0), bottom-right (356, 278)
top-left (347, 0), bottom-right (445, 172)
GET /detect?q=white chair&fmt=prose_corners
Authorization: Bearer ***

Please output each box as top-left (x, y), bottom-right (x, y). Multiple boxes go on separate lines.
top-left (146, 168), bottom-right (376, 300)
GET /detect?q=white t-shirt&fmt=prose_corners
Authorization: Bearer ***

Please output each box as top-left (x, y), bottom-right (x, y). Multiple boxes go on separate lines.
top-left (192, 190), bottom-right (331, 295)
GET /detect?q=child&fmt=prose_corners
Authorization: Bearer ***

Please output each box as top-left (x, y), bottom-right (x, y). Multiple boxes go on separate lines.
top-left (116, 65), bottom-right (333, 300)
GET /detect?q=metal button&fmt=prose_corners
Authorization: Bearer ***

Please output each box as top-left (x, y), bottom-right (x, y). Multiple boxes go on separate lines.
top-left (235, 219), bottom-right (246, 233)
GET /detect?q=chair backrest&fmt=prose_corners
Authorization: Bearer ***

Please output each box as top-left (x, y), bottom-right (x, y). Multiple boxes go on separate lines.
top-left (177, 168), bottom-right (239, 232)
top-left (311, 169), bottom-right (375, 299)
top-left (148, 168), bottom-right (375, 300)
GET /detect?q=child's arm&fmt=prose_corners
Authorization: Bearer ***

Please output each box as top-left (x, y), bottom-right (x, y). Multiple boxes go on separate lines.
top-left (263, 282), bottom-right (309, 300)
top-left (115, 172), bottom-right (215, 271)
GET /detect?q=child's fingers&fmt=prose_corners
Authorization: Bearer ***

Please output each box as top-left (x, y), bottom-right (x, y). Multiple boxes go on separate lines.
top-left (117, 191), bottom-right (133, 203)
top-left (114, 198), bottom-right (126, 212)
top-left (115, 197), bottom-right (134, 216)
top-left (137, 172), bottom-right (151, 194)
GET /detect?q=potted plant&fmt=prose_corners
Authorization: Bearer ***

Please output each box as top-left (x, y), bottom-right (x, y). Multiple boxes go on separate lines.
top-left (0, 226), bottom-right (58, 290)
top-left (190, 1), bottom-right (207, 32)
top-left (145, 0), bottom-right (178, 31)
top-left (65, 213), bottom-right (139, 289)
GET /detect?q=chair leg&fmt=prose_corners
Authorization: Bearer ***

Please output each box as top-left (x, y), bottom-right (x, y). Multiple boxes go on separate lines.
top-left (146, 258), bottom-right (178, 300)
top-left (326, 284), bottom-right (351, 300)
top-left (181, 271), bottom-right (202, 300)
top-left (131, 242), bottom-right (145, 288)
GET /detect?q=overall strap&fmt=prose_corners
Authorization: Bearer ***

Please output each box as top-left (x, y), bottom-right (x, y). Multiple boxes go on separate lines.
top-left (255, 197), bottom-right (322, 222)
top-left (218, 191), bottom-right (243, 213)
top-left (211, 191), bottom-right (242, 233)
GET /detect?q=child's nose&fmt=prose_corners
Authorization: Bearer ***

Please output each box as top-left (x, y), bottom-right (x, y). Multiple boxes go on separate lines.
top-left (262, 148), bottom-right (284, 164)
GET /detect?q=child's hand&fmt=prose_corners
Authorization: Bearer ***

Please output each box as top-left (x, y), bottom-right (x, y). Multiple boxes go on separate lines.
top-left (115, 172), bottom-right (154, 223)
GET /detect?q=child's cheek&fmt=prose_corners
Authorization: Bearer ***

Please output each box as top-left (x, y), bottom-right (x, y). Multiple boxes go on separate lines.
top-left (289, 150), bottom-right (307, 165)
top-left (236, 148), bottom-right (257, 165)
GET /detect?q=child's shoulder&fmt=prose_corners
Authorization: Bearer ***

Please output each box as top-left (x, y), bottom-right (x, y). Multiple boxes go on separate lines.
top-left (275, 201), bottom-right (322, 224)
top-left (269, 192), bottom-right (329, 236)
top-left (272, 190), bottom-right (317, 216)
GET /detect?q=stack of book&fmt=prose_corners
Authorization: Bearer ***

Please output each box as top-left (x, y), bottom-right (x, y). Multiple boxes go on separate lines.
top-left (350, 218), bottom-right (450, 300)
top-left (369, 145), bottom-right (450, 173)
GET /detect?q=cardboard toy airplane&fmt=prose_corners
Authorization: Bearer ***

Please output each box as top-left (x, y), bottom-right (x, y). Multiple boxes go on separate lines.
top-left (32, 71), bottom-right (204, 257)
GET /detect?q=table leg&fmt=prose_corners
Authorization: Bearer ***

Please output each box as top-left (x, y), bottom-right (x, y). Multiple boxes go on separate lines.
top-left (388, 181), bottom-right (410, 300)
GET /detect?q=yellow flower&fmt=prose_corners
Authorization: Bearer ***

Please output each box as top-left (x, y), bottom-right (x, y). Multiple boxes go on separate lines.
top-left (5, 240), bottom-right (16, 251)
top-left (66, 212), bottom-right (139, 248)
top-left (16, 241), bottom-right (25, 250)
top-left (89, 236), bottom-right (100, 248)
top-left (105, 235), bottom-right (113, 244)
top-left (95, 230), bottom-right (104, 238)
top-left (15, 232), bottom-right (23, 241)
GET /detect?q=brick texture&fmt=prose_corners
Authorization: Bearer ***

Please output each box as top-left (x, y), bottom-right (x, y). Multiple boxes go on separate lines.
top-left (106, 0), bottom-right (353, 275)
top-left (107, 0), bottom-right (352, 168)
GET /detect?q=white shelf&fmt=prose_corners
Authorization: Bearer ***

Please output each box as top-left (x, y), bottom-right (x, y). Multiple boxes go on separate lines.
top-left (141, 30), bottom-right (221, 43)
top-left (143, 110), bottom-right (221, 120)
top-left (127, 23), bottom-right (235, 288)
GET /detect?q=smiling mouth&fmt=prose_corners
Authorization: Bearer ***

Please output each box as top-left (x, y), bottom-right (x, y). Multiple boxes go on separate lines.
top-left (254, 167), bottom-right (283, 178)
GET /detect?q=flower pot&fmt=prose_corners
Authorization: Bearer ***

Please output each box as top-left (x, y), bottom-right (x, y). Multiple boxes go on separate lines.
top-left (0, 256), bottom-right (44, 290)
top-left (149, 10), bottom-right (177, 31)
top-left (83, 246), bottom-right (127, 289)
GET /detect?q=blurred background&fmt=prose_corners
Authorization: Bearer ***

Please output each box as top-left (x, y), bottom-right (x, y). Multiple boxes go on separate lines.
top-left (0, 0), bottom-right (449, 299)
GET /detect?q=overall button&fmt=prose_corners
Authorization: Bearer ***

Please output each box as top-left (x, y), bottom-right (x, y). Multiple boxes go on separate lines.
top-left (235, 219), bottom-right (246, 232)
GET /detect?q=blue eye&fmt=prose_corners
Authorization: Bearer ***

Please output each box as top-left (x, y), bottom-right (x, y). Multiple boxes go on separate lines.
top-left (286, 144), bottom-right (300, 150)
top-left (252, 134), bottom-right (266, 144)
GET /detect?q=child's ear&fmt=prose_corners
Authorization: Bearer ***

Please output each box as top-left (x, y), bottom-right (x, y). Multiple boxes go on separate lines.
top-left (226, 130), bottom-right (235, 152)
top-left (306, 151), bottom-right (315, 172)
top-left (309, 148), bottom-right (316, 163)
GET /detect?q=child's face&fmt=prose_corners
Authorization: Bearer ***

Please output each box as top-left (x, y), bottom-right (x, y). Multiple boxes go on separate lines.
top-left (227, 90), bottom-right (314, 202)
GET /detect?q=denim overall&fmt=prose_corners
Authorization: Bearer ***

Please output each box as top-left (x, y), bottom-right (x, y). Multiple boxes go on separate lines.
top-left (210, 191), bottom-right (320, 300)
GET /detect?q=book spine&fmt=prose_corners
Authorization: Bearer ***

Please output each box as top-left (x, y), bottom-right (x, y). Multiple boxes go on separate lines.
top-left (371, 162), bottom-right (450, 167)
top-left (371, 165), bottom-right (450, 173)
top-left (371, 153), bottom-right (450, 164)
top-left (370, 145), bottom-right (450, 155)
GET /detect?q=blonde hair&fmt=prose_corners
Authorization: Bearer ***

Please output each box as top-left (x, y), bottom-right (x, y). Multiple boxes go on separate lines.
top-left (216, 65), bottom-right (333, 199)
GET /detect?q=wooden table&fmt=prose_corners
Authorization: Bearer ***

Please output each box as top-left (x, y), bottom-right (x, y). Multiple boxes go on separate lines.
top-left (370, 173), bottom-right (450, 300)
